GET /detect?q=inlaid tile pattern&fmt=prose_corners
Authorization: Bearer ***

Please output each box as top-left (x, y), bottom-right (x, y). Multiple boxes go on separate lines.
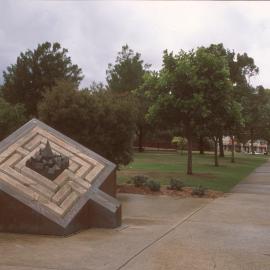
top-left (0, 127), bottom-right (104, 218)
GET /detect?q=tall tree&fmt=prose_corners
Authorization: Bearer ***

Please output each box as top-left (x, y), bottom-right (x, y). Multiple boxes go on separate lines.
top-left (258, 89), bottom-right (270, 152)
top-left (106, 45), bottom-right (148, 93)
top-left (204, 44), bottom-right (258, 161)
top-left (195, 46), bottom-right (236, 167)
top-left (243, 86), bottom-right (270, 154)
top-left (106, 45), bottom-right (150, 152)
top-left (2, 42), bottom-right (83, 116)
top-left (223, 101), bottom-right (244, 162)
top-left (148, 49), bottom-right (210, 174)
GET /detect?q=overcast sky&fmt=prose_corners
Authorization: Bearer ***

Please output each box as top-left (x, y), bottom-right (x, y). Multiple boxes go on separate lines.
top-left (1, 1), bottom-right (270, 88)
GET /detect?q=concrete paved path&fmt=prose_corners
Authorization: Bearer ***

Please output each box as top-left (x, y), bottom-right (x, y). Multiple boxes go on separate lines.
top-left (123, 161), bottom-right (270, 270)
top-left (1, 161), bottom-right (270, 270)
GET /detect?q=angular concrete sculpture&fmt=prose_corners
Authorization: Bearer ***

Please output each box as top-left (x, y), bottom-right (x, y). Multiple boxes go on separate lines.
top-left (0, 119), bottom-right (121, 235)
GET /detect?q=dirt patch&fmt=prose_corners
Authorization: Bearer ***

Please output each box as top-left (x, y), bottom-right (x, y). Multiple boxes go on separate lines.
top-left (117, 185), bottom-right (223, 199)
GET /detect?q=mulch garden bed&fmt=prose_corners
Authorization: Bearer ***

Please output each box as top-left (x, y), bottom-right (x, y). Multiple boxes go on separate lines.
top-left (117, 184), bottom-right (223, 199)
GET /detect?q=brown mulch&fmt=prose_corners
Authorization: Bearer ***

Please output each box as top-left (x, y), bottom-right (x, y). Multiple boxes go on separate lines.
top-left (117, 184), bottom-right (223, 199)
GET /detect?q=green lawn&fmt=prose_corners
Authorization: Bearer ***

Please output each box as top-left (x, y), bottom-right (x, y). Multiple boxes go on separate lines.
top-left (117, 151), bottom-right (268, 192)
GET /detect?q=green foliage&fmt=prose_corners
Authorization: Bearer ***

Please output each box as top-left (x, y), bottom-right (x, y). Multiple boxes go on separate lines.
top-left (242, 86), bottom-right (270, 140)
top-left (168, 178), bottom-right (185, 191)
top-left (38, 80), bottom-right (136, 166)
top-left (192, 185), bottom-right (207, 197)
top-left (132, 175), bottom-right (148, 187)
top-left (147, 46), bottom-right (236, 173)
top-left (106, 44), bottom-right (149, 94)
top-left (0, 98), bottom-right (27, 141)
top-left (146, 179), bottom-right (160, 192)
top-left (107, 45), bottom-right (152, 152)
top-left (171, 136), bottom-right (187, 152)
top-left (2, 42), bottom-right (83, 116)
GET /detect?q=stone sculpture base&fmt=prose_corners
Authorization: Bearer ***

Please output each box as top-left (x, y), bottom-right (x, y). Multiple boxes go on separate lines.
top-left (0, 119), bottom-right (121, 236)
top-left (0, 171), bottom-right (121, 236)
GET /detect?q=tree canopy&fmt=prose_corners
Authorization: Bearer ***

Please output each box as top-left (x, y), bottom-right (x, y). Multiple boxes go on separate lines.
top-left (0, 41), bottom-right (268, 175)
top-left (106, 45), bottom-right (149, 94)
top-left (38, 80), bottom-right (136, 166)
top-left (2, 42), bottom-right (83, 116)
top-left (0, 98), bottom-right (27, 141)
top-left (107, 45), bottom-right (152, 152)
top-left (147, 46), bottom-right (240, 173)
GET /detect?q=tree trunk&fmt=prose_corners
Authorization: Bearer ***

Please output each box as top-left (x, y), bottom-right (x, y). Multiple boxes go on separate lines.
top-left (214, 138), bottom-right (219, 167)
top-left (187, 134), bottom-right (193, 175)
top-left (219, 135), bottom-right (224, 157)
top-left (231, 136), bottom-right (235, 163)
top-left (199, 135), bottom-right (204, 155)
top-left (251, 129), bottom-right (255, 155)
top-left (138, 127), bottom-right (144, 152)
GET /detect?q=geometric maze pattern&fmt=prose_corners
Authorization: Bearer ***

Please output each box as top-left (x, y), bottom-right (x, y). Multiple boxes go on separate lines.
top-left (0, 126), bottom-right (104, 218)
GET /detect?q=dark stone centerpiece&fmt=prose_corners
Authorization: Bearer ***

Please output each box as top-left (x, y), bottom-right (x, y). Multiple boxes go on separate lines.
top-left (26, 141), bottom-right (69, 180)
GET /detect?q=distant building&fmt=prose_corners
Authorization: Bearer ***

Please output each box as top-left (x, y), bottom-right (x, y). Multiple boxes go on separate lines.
top-left (223, 136), bottom-right (268, 154)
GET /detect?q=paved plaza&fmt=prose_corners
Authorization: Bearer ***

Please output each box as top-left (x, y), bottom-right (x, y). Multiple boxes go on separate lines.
top-left (1, 161), bottom-right (270, 269)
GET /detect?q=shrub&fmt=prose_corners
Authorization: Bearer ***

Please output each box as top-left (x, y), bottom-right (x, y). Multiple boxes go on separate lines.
top-left (146, 179), bottom-right (160, 192)
top-left (168, 178), bottom-right (185, 191)
top-left (192, 185), bottom-right (206, 197)
top-left (171, 136), bottom-right (187, 154)
top-left (132, 175), bottom-right (148, 187)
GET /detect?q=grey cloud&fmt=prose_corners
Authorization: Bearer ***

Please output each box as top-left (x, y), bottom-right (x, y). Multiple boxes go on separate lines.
top-left (1, 1), bottom-right (270, 88)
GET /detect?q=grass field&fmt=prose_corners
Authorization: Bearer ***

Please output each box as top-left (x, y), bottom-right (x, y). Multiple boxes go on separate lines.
top-left (117, 151), bottom-right (268, 192)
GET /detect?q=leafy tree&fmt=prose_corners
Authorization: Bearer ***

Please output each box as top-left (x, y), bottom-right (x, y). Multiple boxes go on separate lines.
top-left (106, 45), bottom-right (150, 152)
top-left (147, 49), bottom-right (208, 174)
top-left (206, 43), bottom-right (258, 87)
top-left (195, 46), bottom-right (237, 166)
top-left (106, 45), bottom-right (149, 93)
top-left (223, 101), bottom-right (244, 162)
top-left (258, 90), bottom-right (270, 152)
top-left (242, 86), bottom-right (270, 154)
top-left (38, 80), bottom-right (136, 166)
top-left (2, 42), bottom-right (83, 116)
top-left (198, 44), bottom-right (243, 166)
top-left (205, 44), bottom-right (258, 158)
top-left (0, 98), bottom-right (27, 141)
top-left (148, 46), bottom-right (236, 173)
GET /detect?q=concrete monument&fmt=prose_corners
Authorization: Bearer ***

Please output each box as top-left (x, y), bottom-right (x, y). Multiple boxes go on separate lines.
top-left (0, 119), bottom-right (121, 235)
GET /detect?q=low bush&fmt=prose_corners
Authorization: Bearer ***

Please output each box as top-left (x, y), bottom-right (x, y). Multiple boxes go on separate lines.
top-left (146, 179), bottom-right (161, 192)
top-left (192, 185), bottom-right (207, 197)
top-left (168, 178), bottom-right (185, 191)
top-left (132, 175), bottom-right (148, 187)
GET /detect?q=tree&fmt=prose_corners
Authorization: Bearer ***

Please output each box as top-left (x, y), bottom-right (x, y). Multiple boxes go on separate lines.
top-left (0, 98), bottom-right (27, 141)
top-left (148, 46), bottom-right (236, 173)
top-left (2, 42), bottom-right (83, 116)
top-left (194, 46), bottom-right (236, 167)
top-left (242, 86), bottom-right (270, 154)
top-left (38, 80), bottom-right (136, 166)
top-left (258, 90), bottom-right (270, 152)
top-left (205, 44), bottom-right (259, 158)
top-left (106, 45), bottom-right (150, 152)
top-left (205, 43), bottom-right (258, 87)
top-left (106, 45), bottom-right (148, 94)
top-left (223, 101), bottom-right (244, 163)
top-left (147, 49), bottom-right (209, 174)
top-left (198, 44), bottom-right (246, 166)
